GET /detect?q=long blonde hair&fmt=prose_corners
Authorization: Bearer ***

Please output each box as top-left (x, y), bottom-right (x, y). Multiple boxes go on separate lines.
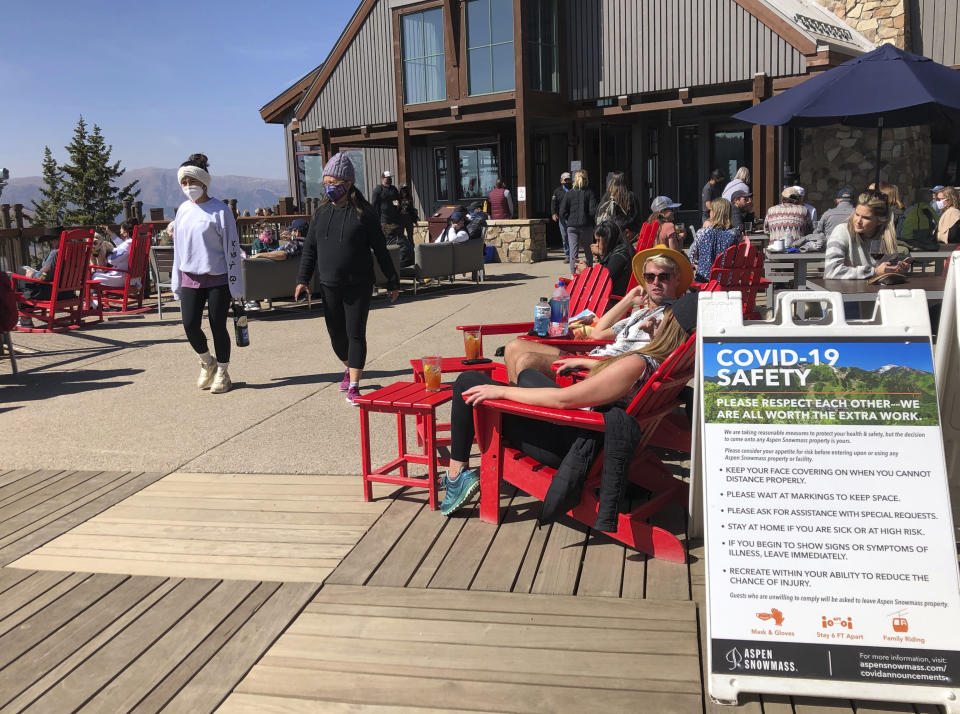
top-left (573, 170), bottom-right (588, 190)
top-left (709, 198), bottom-right (733, 230)
top-left (588, 308), bottom-right (689, 376)
top-left (847, 190), bottom-right (896, 254)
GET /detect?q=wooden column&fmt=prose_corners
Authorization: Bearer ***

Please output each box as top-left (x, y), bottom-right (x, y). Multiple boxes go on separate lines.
top-left (0, 205), bottom-right (10, 230)
top-left (513, 0), bottom-right (529, 219)
top-left (392, 7), bottom-right (409, 185)
top-left (751, 73), bottom-right (772, 216)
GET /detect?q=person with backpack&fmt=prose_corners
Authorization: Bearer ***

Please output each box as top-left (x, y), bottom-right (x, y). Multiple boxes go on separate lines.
top-left (559, 169), bottom-right (598, 275)
top-left (595, 171), bottom-right (638, 228)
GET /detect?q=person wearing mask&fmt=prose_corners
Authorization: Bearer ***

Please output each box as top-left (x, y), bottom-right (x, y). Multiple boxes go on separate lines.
top-left (438, 211), bottom-right (469, 243)
top-left (250, 223), bottom-right (279, 255)
top-left (929, 185), bottom-right (946, 217)
top-left (763, 187), bottom-right (813, 248)
top-left (397, 184), bottom-right (419, 258)
top-left (936, 187), bottom-right (960, 244)
top-left (646, 196), bottom-right (683, 251)
top-left (438, 293), bottom-right (698, 518)
top-left (171, 153), bottom-right (245, 394)
top-left (294, 153), bottom-right (400, 405)
top-left (371, 170), bottom-right (404, 249)
top-left (690, 198), bottom-right (744, 283)
top-left (825, 190), bottom-right (908, 280)
top-left (247, 218), bottom-right (308, 261)
top-left (701, 169), bottom-right (726, 225)
top-left (722, 167), bottom-right (751, 202)
top-left (487, 178), bottom-right (515, 219)
top-left (729, 190), bottom-right (754, 231)
top-left (551, 172), bottom-right (573, 259)
top-left (559, 170), bottom-right (598, 274)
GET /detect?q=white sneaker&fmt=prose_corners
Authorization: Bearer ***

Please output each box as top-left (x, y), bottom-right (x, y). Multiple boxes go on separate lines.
top-left (197, 357), bottom-right (217, 389)
top-left (210, 368), bottom-right (232, 394)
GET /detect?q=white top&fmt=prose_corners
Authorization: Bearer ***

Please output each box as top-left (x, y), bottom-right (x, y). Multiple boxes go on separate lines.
top-left (721, 179), bottom-right (749, 202)
top-left (824, 222), bottom-right (876, 280)
top-left (171, 198), bottom-right (245, 299)
top-left (438, 226), bottom-right (469, 243)
top-left (589, 305), bottom-right (665, 357)
top-left (90, 237), bottom-right (137, 287)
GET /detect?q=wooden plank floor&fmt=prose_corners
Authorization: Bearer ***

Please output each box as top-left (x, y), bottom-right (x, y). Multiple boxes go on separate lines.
top-left (0, 569), bottom-right (316, 713)
top-left (0, 468), bottom-right (165, 567)
top-left (220, 583), bottom-right (702, 714)
top-left (10, 473), bottom-right (389, 582)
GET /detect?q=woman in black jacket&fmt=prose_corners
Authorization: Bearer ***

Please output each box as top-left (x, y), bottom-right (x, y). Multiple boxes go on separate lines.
top-left (559, 169), bottom-right (598, 275)
top-left (588, 220), bottom-right (633, 296)
top-left (295, 153), bottom-right (400, 405)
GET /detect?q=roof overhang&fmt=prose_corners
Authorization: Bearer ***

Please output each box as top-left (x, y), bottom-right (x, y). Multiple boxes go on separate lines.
top-left (260, 66), bottom-right (323, 124)
top-left (734, 0), bottom-right (875, 57)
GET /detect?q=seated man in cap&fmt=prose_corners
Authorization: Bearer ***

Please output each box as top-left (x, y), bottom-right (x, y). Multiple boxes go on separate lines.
top-left (729, 190), bottom-right (754, 231)
top-left (246, 218), bottom-right (309, 261)
top-left (798, 187), bottom-right (855, 250)
top-left (464, 201), bottom-right (488, 241)
top-left (502, 246), bottom-right (692, 384)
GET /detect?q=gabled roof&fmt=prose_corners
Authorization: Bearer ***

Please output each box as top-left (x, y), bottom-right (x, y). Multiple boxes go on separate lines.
top-left (735, 0), bottom-right (875, 57)
top-left (260, 65), bottom-right (323, 124)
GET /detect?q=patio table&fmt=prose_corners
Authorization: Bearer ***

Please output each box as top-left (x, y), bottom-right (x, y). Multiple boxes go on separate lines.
top-left (806, 273), bottom-right (947, 303)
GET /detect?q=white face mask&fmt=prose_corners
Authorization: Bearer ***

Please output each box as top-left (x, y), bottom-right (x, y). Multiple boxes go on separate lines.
top-left (936, 198), bottom-right (948, 210)
top-left (182, 185), bottom-right (204, 202)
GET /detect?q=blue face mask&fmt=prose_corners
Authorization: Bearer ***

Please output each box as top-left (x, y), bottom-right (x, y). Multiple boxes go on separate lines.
top-left (325, 183), bottom-right (348, 203)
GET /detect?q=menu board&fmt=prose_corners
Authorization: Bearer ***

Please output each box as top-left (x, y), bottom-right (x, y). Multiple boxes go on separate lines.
top-left (702, 336), bottom-right (960, 691)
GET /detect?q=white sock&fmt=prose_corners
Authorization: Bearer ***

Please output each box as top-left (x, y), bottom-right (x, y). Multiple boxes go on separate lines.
top-left (349, 381), bottom-right (359, 389)
top-left (217, 362), bottom-right (229, 371)
top-left (199, 351), bottom-right (215, 366)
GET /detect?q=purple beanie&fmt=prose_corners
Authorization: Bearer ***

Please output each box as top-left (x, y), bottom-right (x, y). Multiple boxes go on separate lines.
top-left (323, 153), bottom-right (356, 182)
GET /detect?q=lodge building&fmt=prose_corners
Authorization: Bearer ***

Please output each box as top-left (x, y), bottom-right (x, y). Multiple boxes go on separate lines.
top-left (260, 0), bottom-right (959, 260)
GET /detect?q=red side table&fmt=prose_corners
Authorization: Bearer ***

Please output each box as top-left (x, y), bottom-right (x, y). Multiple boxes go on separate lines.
top-left (354, 381), bottom-right (453, 510)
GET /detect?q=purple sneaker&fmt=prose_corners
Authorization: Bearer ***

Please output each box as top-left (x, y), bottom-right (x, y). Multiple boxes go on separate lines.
top-left (345, 384), bottom-right (361, 405)
top-left (339, 368), bottom-right (350, 391)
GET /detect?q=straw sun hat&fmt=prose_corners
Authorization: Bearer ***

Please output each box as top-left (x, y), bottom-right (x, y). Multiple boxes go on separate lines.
top-left (631, 245), bottom-right (694, 294)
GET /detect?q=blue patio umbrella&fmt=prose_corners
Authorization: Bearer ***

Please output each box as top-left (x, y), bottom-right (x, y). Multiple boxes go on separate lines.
top-left (733, 43), bottom-right (960, 186)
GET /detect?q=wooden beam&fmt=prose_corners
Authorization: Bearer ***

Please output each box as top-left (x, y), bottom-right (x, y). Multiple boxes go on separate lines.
top-left (328, 128), bottom-right (399, 145)
top-left (576, 91), bottom-right (754, 120)
top-left (404, 108), bottom-right (516, 130)
top-left (296, 0), bottom-right (379, 120)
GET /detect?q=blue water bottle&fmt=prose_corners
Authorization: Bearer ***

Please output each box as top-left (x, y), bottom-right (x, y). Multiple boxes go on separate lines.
top-left (534, 298), bottom-right (550, 337)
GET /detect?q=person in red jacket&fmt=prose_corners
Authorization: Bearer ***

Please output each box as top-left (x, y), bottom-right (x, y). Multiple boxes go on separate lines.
top-left (487, 179), bottom-right (514, 219)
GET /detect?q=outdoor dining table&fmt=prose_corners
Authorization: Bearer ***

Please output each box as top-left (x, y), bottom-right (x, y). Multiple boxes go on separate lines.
top-left (806, 273), bottom-right (948, 304)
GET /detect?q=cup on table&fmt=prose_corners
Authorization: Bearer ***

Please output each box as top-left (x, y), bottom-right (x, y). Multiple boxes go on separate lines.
top-left (770, 238), bottom-right (785, 252)
top-left (463, 329), bottom-right (482, 359)
top-left (423, 356), bottom-right (443, 391)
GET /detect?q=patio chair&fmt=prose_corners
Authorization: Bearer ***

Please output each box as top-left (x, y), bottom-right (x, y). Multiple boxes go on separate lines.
top-left (703, 241), bottom-right (769, 320)
top-left (473, 333), bottom-right (697, 562)
top-left (150, 245), bottom-right (176, 319)
top-left (11, 229), bottom-right (95, 333)
top-left (90, 224), bottom-right (153, 313)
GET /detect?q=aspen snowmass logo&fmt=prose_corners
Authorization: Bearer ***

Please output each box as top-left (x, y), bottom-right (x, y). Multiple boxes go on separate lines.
top-left (725, 647), bottom-right (799, 673)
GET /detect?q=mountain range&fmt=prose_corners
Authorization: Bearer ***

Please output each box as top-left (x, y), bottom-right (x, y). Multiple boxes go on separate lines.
top-left (1, 168), bottom-right (290, 221)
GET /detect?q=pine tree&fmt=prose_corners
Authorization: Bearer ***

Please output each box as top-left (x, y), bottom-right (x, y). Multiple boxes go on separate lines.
top-left (30, 147), bottom-right (66, 227)
top-left (61, 117), bottom-right (139, 224)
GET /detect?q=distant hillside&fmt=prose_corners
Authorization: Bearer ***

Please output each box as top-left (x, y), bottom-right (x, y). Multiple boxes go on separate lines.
top-left (2, 168), bottom-right (290, 221)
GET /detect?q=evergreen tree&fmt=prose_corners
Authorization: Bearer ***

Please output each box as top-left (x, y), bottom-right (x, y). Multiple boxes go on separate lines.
top-left (61, 117), bottom-right (139, 224)
top-left (30, 147), bottom-right (66, 227)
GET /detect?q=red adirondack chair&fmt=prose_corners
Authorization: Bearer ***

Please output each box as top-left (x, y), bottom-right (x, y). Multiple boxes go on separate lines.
top-left (89, 224), bottom-right (154, 313)
top-left (702, 241), bottom-right (769, 320)
top-left (474, 333), bottom-right (697, 562)
top-left (10, 229), bottom-right (95, 332)
top-left (456, 264), bottom-right (612, 339)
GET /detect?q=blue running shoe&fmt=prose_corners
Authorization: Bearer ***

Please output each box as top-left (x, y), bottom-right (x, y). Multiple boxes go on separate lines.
top-left (440, 468), bottom-right (479, 516)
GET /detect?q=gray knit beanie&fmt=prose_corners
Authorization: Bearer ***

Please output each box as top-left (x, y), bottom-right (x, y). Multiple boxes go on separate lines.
top-left (323, 153), bottom-right (356, 182)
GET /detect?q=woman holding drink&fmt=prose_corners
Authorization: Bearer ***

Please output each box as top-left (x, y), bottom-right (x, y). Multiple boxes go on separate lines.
top-left (295, 153), bottom-right (400, 405)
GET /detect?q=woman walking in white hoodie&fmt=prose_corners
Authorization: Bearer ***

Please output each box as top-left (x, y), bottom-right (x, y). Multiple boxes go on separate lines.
top-left (171, 153), bottom-right (244, 393)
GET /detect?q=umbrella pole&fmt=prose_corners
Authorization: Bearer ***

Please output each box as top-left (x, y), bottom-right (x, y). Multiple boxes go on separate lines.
top-left (874, 117), bottom-right (884, 187)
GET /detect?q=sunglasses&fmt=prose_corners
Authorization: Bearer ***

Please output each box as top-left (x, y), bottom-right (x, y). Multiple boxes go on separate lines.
top-left (643, 272), bottom-right (674, 283)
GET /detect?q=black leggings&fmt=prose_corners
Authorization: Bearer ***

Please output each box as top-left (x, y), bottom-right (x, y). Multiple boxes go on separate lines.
top-left (180, 285), bottom-right (232, 363)
top-left (319, 282), bottom-right (372, 370)
top-left (450, 370), bottom-right (583, 466)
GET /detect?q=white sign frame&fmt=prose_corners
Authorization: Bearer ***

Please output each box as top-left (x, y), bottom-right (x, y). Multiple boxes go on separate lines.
top-left (517, 186), bottom-right (526, 202)
top-left (934, 251), bottom-right (960, 538)
top-left (696, 290), bottom-right (960, 712)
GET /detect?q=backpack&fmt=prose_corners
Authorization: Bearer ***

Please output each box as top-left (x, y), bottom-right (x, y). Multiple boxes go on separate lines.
top-left (0, 270), bottom-right (18, 332)
top-left (595, 196), bottom-right (620, 226)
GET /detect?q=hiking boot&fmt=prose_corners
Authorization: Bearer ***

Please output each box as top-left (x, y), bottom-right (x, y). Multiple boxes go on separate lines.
top-left (210, 368), bottom-right (232, 394)
top-left (345, 384), bottom-right (361, 405)
top-left (197, 356), bottom-right (217, 389)
top-left (339, 368), bottom-right (351, 391)
top-left (440, 468), bottom-right (480, 516)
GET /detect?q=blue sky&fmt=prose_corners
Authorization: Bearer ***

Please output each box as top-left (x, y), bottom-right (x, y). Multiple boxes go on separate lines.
top-left (1, 1), bottom-right (362, 180)
top-left (701, 340), bottom-right (934, 377)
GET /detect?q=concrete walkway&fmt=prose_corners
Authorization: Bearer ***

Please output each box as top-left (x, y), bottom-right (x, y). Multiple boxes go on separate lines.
top-left (1, 256), bottom-right (566, 476)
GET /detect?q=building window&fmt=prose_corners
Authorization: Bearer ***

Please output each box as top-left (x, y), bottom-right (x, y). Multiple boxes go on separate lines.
top-left (402, 8), bottom-right (445, 105)
top-left (435, 148), bottom-right (449, 201)
top-left (458, 146), bottom-right (499, 199)
top-left (466, 0), bottom-right (514, 96)
top-left (526, 0), bottom-right (558, 93)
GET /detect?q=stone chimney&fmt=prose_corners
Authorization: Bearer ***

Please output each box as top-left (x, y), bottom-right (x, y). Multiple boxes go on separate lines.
top-left (812, 0), bottom-right (909, 49)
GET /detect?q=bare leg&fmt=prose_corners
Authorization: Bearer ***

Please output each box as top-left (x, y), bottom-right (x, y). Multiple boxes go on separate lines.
top-left (503, 338), bottom-right (562, 384)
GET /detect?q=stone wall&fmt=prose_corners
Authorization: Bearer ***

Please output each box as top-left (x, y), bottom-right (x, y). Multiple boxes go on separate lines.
top-left (799, 1), bottom-right (928, 210)
top-left (412, 219), bottom-right (548, 263)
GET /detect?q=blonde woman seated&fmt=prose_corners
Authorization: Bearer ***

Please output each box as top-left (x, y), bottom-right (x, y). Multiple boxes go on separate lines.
top-left (825, 190), bottom-right (909, 281)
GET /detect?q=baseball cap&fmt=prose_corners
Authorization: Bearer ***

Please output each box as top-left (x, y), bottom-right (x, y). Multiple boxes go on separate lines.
top-left (561, 171), bottom-right (572, 181)
top-left (792, 185), bottom-right (806, 197)
top-left (836, 187), bottom-right (854, 200)
top-left (710, 169), bottom-right (726, 181)
top-left (928, 184), bottom-right (946, 192)
top-left (730, 189), bottom-right (752, 201)
top-left (650, 196), bottom-right (681, 213)
top-left (781, 186), bottom-right (801, 200)
top-left (382, 170), bottom-right (392, 178)
top-left (288, 218), bottom-right (309, 232)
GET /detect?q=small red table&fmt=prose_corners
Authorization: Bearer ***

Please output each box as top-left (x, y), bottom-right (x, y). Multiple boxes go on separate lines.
top-left (409, 356), bottom-right (498, 382)
top-left (354, 381), bottom-right (453, 510)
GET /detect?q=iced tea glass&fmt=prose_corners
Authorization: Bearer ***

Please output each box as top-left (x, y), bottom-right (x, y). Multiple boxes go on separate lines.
top-left (463, 329), bottom-right (482, 359)
top-left (423, 356), bottom-right (443, 391)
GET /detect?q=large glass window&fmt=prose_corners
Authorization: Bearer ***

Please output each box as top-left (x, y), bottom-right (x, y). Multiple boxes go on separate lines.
top-left (526, 0), bottom-right (558, 93)
top-left (458, 146), bottom-right (499, 199)
top-left (466, 0), bottom-right (514, 95)
top-left (435, 148), bottom-right (449, 201)
top-left (402, 8), bottom-right (445, 104)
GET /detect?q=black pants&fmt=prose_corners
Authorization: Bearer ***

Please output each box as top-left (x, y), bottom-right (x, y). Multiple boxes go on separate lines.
top-left (450, 370), bottom-right (582, 466)
top-left (180, 285), bottom-right (232, 363)
top-left (319, 282), bottom-right (372, 370)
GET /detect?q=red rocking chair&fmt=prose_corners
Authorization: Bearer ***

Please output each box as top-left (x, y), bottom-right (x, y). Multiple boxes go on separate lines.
top-left (11, 229), bottom-right (96, 333)
top-left (89, 224), bottom-right (154, 313)
top-left (473, 333), bottom-right (697, 562)
top-left (700, 241), bottom-right (769, 320)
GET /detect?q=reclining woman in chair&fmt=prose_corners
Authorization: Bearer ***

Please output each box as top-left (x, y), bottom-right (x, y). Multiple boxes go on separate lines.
top-left (438, 291), bottom-right (698, 517)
